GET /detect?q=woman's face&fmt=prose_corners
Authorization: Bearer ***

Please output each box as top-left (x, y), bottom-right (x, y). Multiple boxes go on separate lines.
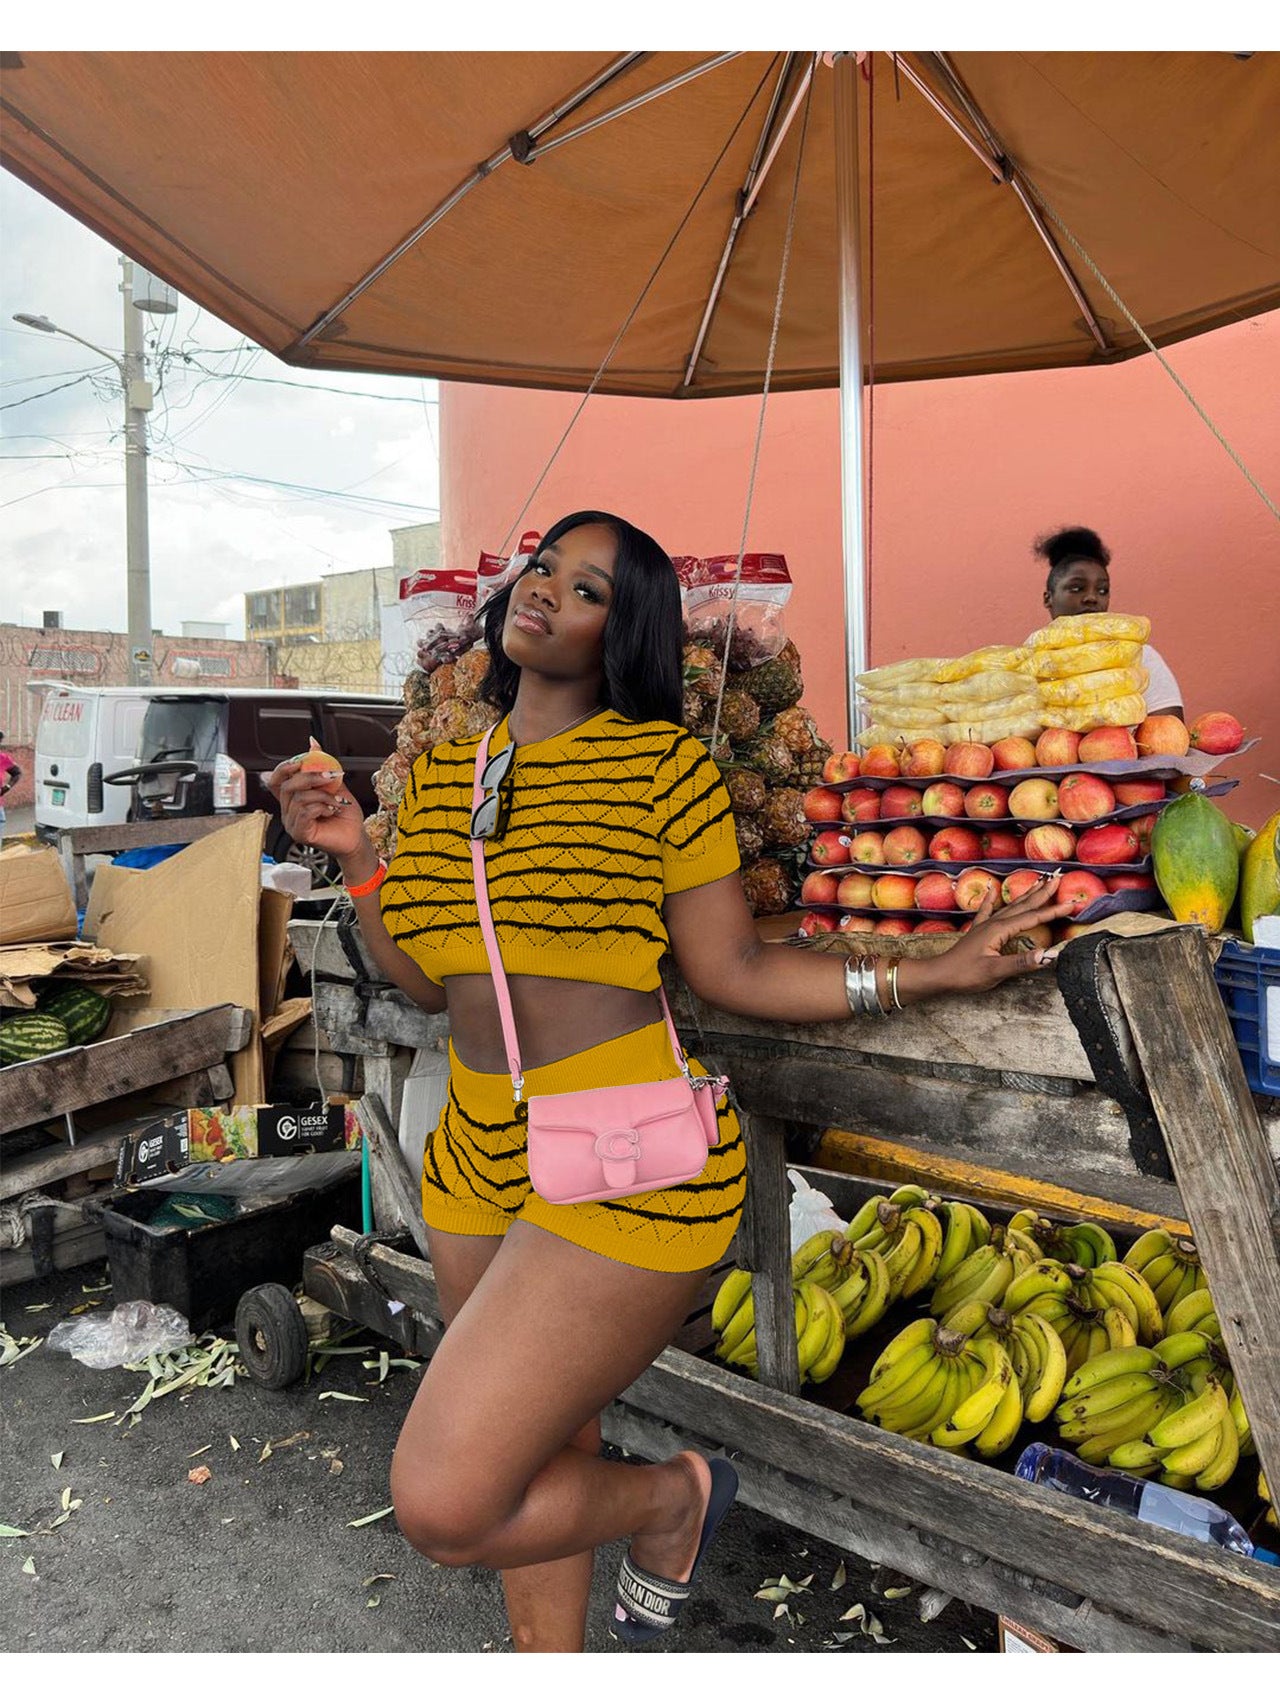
top-left (1046, 557), bottom-right (1111, 619)
top-left (501, 521), bottom-right (617, 683)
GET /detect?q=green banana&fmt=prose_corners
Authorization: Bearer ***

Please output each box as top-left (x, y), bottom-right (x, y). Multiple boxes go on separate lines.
top-left (1147, 1377), bottom-right (1230, 1451)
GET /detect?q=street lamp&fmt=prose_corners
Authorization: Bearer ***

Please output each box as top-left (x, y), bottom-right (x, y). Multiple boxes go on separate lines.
top-left (13, 257), bottom-right (175, 686)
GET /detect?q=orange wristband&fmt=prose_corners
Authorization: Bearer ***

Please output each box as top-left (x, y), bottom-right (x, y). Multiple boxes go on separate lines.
top-left (344, 858), bottom-right (387, 899)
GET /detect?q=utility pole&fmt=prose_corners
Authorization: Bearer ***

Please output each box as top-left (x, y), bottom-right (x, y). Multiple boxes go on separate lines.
top-left (120, 258), bottom-right (154, 686)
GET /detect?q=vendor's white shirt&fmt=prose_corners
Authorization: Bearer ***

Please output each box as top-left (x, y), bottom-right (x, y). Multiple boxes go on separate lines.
top-left (1140, 644), bottom-right (1182, 713)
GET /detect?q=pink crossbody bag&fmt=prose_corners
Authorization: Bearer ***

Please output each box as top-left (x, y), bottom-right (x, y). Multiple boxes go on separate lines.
top-left (470, 729), bottom-right (729, 1205)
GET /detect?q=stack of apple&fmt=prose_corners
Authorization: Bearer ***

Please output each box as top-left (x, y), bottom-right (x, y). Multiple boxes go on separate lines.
top-left (794, 712), bottom-right (1243, 944)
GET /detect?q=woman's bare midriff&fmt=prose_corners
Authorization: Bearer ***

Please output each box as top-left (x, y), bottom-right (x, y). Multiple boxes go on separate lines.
top-left (443, 973), bottom-right (664, 1075)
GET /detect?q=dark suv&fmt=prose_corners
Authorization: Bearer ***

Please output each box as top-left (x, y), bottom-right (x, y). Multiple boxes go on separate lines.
top-left (107, 689), bottom-right (401, 871)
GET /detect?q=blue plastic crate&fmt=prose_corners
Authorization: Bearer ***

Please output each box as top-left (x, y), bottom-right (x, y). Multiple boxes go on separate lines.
top-left (1213, 939), bottom-right (1280, 1096)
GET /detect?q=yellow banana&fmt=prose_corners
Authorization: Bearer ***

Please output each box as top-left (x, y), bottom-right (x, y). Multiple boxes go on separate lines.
top-left (1091, 1261), bottom-right (1163, 1341)
top-left (889, 1184), bottom-right (934, 1209)
top-left (861, 1345), bottom-right (943, 1420)
top-left (795, 1282), bottom-right (833, 1376)
top-left (873, 1359), bottom-right (953, 1434)
top-left (1124, 1228), bottom-right (1175, 1272)
top-left (1153, 1330), bottom-right (1215, 1371)
top-left (910, 1355), bottom-right (968, 1441)
top-left (715, 1294), bottom-right (757, 1358)
top-left (898, 1206), bottom-right (945, 1297)
top-left (1109, 1436), bottom-right (1166, 1473)
top-left (1147, 1377), bottom-right (1230, 1451)
top-left (974, 1373), bottom-right (1024, 1459)
top-left (711, 1268), bottom-right (752, 1334)
top-left (1164, 1289), bottom-right (1220, 1340)
top-left (1060, 1343), bottom-right (1159, 1399)
top-left (791, 1230), bottom-right (848, 1284)
top-left (934, 1201), bottom-right (981, 1281)
top-left (883, 1219), bottom-right (924, 1297)
top-left (1227, 1384), bottom-right (1254, 1456)
top-left (1059, 1221), bottom-right (1118, 1268)
top-left (1003, 1259), bottom-right (1074, 1316)
top-left (943, 1299), bottom-right (994, 1338)
top-left (1057, 1387), bottom-right (1169, 1444)
top-left (805, 1287), bottom-right (847, 1385)
top-left (1102, 1305), bottom-right (1137, 1350)
top-left (867, 1316), bottom-right (937, 1384)
top-left (1056, 1369), bottom-right (1163, 1423)
top-left (930, 1245), bottom-right (1014, 1317)
top-left (1160, 1471), bottom-right (1197, 1490)
top-left (844, 1249), bottom-right (893, 1338)
top-left (933, 1340), bottom-right (1014, 1447)
top-left (845, 1194), bottom-right (891, 1243)
top-left (1194, 1418), bottom-right (1240, 1491)
top-left (1160, 1417), bottom-right (1231, 1479)
top-left (1015, 1313), bottom-right (1068, 1423)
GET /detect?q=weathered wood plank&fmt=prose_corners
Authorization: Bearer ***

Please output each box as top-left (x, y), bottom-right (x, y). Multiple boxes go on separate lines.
top-left (1108, 929), bottom-right (1280, 1511)
top-left (352, 1094), bottom-right (431, 1259)
top-left (312, 981), bottom-right (449, 1054)
top-left (288, 919), bottom-right (379, 982)
top-left (58, 814), bottom-right (234, 859)
top-left (0, 1131), bottom-right (121, 1200)
top-left (736, 1112), bottom-right (799, 1396)
top-left (0, 1200), bottom-right (106, 1285)
top-left (302, 1243), bottom-right (440, 1358)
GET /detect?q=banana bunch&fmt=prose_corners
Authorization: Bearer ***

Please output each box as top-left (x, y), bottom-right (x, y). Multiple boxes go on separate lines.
top-left (1123, 1228), bottom-right (1207, 1314)
top-left (1054, 1345), bottom-right (1181, 1467)
top-left (790, 1228), bottom-right (893, 1339)
top-left (711, 1269), bottom-right (846, 1384)
top-left (988, 1221), bottom-right (1044, 1275)
top-left (1261, 1470), bottom-right (1277, 1529)
top-left (847, 1195), bottom-right (944, 1300)
top-left (944, 1302), bottom-right (1067, 1424)
top-left (998, 1257), bottom-right (1161, 1373)
top-left (856, 1320), bottom-right (973, 1440)
top-left (1163, 1287), bottom-right (1223, 1346)
top-left (1009, 1210), bottom-right (1117, 1268)
top-left (933, 1198), bottom-right (992, 1282)
top-left (929, 1239), bottom-right (1016, 1319)
top-left (931, 1335), bottom-right (1025, 1459)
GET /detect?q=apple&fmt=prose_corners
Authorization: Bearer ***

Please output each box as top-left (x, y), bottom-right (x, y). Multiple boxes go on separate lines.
top-left (981, 830), bottom-right (1025, 860)
top-left (872, 873), bottom-right (919, 910)
top-left (1106, 873), bottom-right (1155, 894)
top-left (883, 825), bottom-right (929, 865)
top-left (944, 741), bottom-right (995, 779)
top-left (1008, 777), bottom-right (1060, 821)
top-left (921, 782), bottom-right (966, 818)
top-left (836, 912), bottom-right (874, 934)
top-left (822, 750), bottom-right (862, 784)
top-left (1023, 823), bottom-right (1077, 862)
top-left (1076, 822), bottom-right (1141, 864)
top-left (1001, 868), bottom-right (1045, 906)
top-left (1190, 711), bottom-right (1245, 755)
top-left (836, 872), bottom-right (876, 908)
top-left (1035, 727), bottom-right (1081, 768)
top-left (873, 918), bottom-right (914, 937)
top-left (1135, 714), bottom-right (1190, 757)
top-left (861, 743), bottom-right (902, 778)
top-left (913, 919), bottom-right (959, 936)
top-left (1129, 812), bottom-right (1159, 854)
top-left (799, 911), bottom-right (834, 937)
top-left (955, 867), bottom-right (999, 911)
top-left (802, 785), bottom-right (844, 823)
top-left (902, 738), bottom-right (948, 778)
top-left (849, 830), bottom-right (887, 865)
top-left (810, 830), bottom-right (854, 867)
top-left (1113, 780), bottom-right (1166, 807)
top-left (964, 782), bottom-right (1010, 820)
top-left (1078, 726), bottom-right (1138, 763)
top-left (1001, 922), bottom-right (1054, 954)
top-left (801, 870), bottom-right (840, 905)
top-left (1058, 773), bottom-right (1117, 823)
top-left (990, 736), bottom-right (1039, 773)
top-left (928, 825), bottom-right (983, 863)
top-left (881, 784), bottom-right (925, 819)
top-left (1058, 870), bottom-right (1109, 915)
top-left (915, 872), bottom-right (958, 911)
top-left (840, 787), bottom-right (882, 824)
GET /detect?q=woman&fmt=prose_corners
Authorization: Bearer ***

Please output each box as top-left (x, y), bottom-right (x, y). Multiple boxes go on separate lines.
top-left (1033, 526), bottom-right (1184, 717)
top-left (269, 510), bottom-right (1072, 1653)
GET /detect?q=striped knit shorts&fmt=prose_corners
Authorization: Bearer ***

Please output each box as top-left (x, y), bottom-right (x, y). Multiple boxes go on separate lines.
top-left (421, 1019), bottom-right (746, 1273)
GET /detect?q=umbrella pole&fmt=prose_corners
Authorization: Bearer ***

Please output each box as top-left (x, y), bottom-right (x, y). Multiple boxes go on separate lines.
top-left (833, 52), bottom-right (869, 743)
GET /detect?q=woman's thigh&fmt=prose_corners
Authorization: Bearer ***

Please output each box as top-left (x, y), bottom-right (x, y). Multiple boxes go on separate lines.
top-left (426, 1226), bottom-right (505, 1328)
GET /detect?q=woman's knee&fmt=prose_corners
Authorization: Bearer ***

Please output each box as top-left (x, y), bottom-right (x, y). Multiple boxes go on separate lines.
top-left (390, 1446), bottom-right (507, 1567)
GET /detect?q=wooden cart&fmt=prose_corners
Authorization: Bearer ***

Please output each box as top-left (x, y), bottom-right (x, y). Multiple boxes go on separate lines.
top-left (289, 918), bottom-right (1280, 1651)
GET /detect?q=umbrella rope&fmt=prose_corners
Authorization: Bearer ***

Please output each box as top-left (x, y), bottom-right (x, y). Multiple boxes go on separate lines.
top-left (1022, 175), bottom-right (1279, 524)
top-left (708, 60), bottom-right (817, 760)
top-left (495, 58), bottom-right (782, 556)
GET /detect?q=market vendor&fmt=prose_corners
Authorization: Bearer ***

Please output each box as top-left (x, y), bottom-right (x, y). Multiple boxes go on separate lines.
top-left (1032, 526), bottom-right (1184, 717)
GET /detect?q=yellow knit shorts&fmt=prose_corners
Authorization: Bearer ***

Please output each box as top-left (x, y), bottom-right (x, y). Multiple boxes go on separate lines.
top-left (421, 1019), bottom-right (746, 1273)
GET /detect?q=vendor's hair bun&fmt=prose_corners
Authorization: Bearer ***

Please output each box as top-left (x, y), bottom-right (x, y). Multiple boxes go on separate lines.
top-left (1034, 526), bottom-right (1110, 571)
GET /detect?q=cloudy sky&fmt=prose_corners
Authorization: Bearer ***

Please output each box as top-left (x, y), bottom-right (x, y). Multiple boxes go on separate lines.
top-left (2, 170), bottom-right (440, 640)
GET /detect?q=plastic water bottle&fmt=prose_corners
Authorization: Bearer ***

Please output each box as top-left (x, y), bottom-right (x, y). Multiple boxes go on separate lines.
top-left (1015, 1443), bottom-right (1254, 1557)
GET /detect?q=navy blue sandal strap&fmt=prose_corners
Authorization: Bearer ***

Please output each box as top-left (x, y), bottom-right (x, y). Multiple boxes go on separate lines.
top-left (616, 1552), bottom-right (690, 1630)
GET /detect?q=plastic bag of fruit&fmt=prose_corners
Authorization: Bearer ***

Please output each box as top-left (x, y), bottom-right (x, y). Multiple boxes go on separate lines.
top-left (684, 553), bottom-right (793, 669)
top-left (1026, 612), bottom-right (1150, 650)
top-left (1031, 637), bottom-right (1146, 678)
top-left (476, 529), bottom-right (543, 610)
top-left (1051, 693), bottom-right (1148, 732)
top-left (400, 567), bottom-right (482, 670)
top-left (1039, 665), bottom-right (1150, 707)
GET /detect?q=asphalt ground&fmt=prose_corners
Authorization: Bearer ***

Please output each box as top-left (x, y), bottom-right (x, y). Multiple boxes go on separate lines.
top-left (1, 1260), bottom-right (997, 1657)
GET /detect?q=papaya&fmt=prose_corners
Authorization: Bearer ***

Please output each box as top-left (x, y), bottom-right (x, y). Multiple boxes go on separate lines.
top-left (1240, 809), bottom-right (1280, 943)
top-left (1150, 788), bottom-right (1239, 931)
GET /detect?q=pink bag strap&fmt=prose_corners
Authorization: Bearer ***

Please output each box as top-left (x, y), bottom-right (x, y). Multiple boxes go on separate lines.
top-left (470, 726), bottom-right (692, 1103)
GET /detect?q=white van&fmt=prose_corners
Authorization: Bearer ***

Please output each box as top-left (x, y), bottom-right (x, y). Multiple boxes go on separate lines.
top-left (34, 685), bottom-right (151, 835)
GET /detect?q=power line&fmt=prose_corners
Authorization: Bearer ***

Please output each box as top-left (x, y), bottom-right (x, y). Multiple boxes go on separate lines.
top-left (1, 372), bottom-right (103, 412)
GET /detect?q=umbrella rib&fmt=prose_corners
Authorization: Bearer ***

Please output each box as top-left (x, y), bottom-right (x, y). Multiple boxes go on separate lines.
top-left (522, 53), bottom-right (741, 162)
top-left (289, 53), bottom-right (645, 354)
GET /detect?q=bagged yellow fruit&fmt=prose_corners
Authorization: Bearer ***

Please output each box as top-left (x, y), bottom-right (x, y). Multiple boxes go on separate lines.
top-left (933, 644), bottom-right (1030, 684)
top-left (940, 712), bottom-right (1045, 744)
top-left (934, 668), bottom-right (1035, 705)
top-left (856, 724), bottom-right (942, 749)
top-left (1039, 666), bottom-right (1150, 708)
top-left (940, 691), bottom-right (1042, 724)
top-left (1031, 638), bottom-right (1145, 679)
top-left (860, 699), bottom-right (949, 728)
top-left (1052, 694), bottom-right (1148, 732)
top-left (856, 658), bottom-right (945, 691)
top-left (1026, 613), bottom-right (1150, 650)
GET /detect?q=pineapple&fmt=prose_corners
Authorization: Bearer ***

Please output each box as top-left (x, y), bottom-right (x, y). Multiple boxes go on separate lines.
top-left (396, 706), bottom-right (434, 758)
top-left (735, 816), bottom-right (765, 862)
top-left (428, 700), bottom-right (475, 745)
top-left (683, 689), bottom-right (716, 736)
top-left (740, 734), bottom-right (795, 786)
top-left (452, 647), bottom-right (491, 702)
top-left (403, 668), bottom-right (433, 710)
top-left (682, 643), bottom-right (725, 701)
top-left (737, 640), bottom-right (803, 715)
top-left (740, 857), bottom-right (795, 916)
top-left (794, 738), bottom-right (833, 789)
top-left (428, 661), bottom-right (458, 706)
top-left (758, 787), bottom-right (808, 851)
top-left (366, 807), bottom-right (397, 859)
top-left (724, 767), bottom-right (767, 816)
top-left (716, 688), bottom-right (761, 745)
top-left (771, 706), bottom-right (820, 755)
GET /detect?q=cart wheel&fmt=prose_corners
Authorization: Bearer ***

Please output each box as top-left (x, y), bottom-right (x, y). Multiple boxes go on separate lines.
top-left (235, 1284), bottom-right (309, 1389)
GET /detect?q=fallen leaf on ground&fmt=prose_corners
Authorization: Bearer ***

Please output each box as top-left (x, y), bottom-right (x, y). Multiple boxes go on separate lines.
top-left (319, 1392), bottom-right (369, 1403)
top-left (22, 1557), bottom-right (36, 1575)
top-left (831, 1560), bottom-right (846, 1591)
top-left (366, 1596), bottom-right (380, 1609)
top-left (361, 1574), bottom-right (396, 1588)
top-left (347, 1505), bottom-right (395, 1529)
top-left (229, 1436), bottom-right (240, 1452)
top-left (187, 1444), bottom-right (213, 1458)
top-left (884, 1586), bottom-right (913, 1600)
top-left (839, 1603), bottom-right (866, 1623)
top-left (961, 1636), bottom-right (977, 1651)
top-left (50, 1453), bottom-right (64, 1470)
top-left (188, 1466), bottom-right (212, 1486)
top-left (24, 1303), bottom-right (52, 1313)
top-left (71, 1413), bottom-right (116, 1425)
top-left (328, 1459), bottom-right (344, 1475)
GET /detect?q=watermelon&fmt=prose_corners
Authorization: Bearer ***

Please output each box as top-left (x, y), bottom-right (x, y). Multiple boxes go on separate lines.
top-left (0, 1013), bottom-right (71, 1066)
top-left (1150, 788), bottom-right (1240, 932)
top-left (38, 984), bottom-right (112, 1046)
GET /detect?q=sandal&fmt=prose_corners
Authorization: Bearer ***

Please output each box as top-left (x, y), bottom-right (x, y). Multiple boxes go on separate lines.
top-left (613, 1457), bottom-right (739, 1644)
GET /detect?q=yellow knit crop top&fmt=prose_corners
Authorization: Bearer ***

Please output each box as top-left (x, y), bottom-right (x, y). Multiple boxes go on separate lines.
top-left (381, 709), bottom-right (740, 992)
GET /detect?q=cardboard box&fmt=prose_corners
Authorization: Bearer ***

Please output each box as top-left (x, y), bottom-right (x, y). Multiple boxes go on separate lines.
top-left (115, 1101), bottom-right (362, 1187)
top-left (997, 1616), bottom-right (1079, 1654)
top-left (0, 845), bottom-right (78, 946)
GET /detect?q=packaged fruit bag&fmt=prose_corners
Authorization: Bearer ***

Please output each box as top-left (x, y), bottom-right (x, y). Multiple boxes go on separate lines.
top-left (684, 553), bottom-right (793, 669)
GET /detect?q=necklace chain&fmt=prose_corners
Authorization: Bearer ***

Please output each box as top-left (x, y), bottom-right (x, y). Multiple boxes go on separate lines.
top-left (508, 705), bottom-right (601, 747)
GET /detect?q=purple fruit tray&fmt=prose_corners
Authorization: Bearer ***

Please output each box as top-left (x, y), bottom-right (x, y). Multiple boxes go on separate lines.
top-left (823, 740), bottom-right (1256, 790)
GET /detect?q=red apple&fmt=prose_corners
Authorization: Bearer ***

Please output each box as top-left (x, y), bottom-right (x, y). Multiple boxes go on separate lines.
top-left (849, 830), bottom-right (887, 866)
top-left (823, 750), bottom-right (862, 784)
top-left (955, 867), bottom-right (999, 912)
top-left (1189, 712), bottom-right (1245, 755)
top-left (810, 830), bottom-right (854, 867)
top-left (1106, 873), bottom-right (1155, 894)
top-left (902, 738), bottom-right (948, 778)
top-left (861, 743), bottom-right (902, 778)
top-left (881, 784), bottom-right (925, 819)
top-left (802, 785), bottom-right (844, 824)
top-left (883, 825), bottom-right (929, 866)
top-left (928, 825), bottom-right (983, 863)
top-left (981, 830), bottom-right (1026, 860)
top-left (990, 736), bottom-right (1039, 773)
top-left (1135, 715), bottom-right (1190, 758)
top-left (921, 782), bottom-right (966, 818)
top-left (1058, 870), bottom-right (1109, 915)
top-left (836, 913), bottom-right (874, 934)
top-left (1023, 823), bottom-right (1077, 862)
top-left (1076, 822), bottom-right (1141, 864)
top-left (1129, 812), bottom-right (1159, 854)
top-left (873, 918), bottom-right (914, 937)
top-left (1078, 726), bottom-right (1138, 763)
top-left (1057, 921), bottom-right (1091, 942)
top-left (913, 919), bottom-right (959, 936)
top-left (1035, 727), bottom-right (1081, 768)
top-left (964, 782), bottom-right (1011, 820)
top-left (1001, 869), bottom-right (1045, 906)
top-left (1058, 773), bottom-right (1117, 823)
top-left (836, 872), bottom-right (876, 908)
top-left (799, 911), bottom-right (834, 938)
top-left (1002, 922), bottom-right (1054, 954)
top-left (1113, 780), bottom-right (1167, 806)
top-left (914, 872), bottom-right (958, 911)
top-left (801, 870), bottom-right (840, 905)
top-left (840, 787), bottom-right (882, 824)
top-left (1008, 778), bottom-right (1060, 821)
top-left (944, 741), bottom-right (995, 779)
top-left (872, 873), bottom-right (919, 910)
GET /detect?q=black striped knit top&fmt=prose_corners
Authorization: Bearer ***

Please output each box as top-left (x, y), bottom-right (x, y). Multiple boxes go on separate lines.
top-left (381, 709), bottom-right (740, 992)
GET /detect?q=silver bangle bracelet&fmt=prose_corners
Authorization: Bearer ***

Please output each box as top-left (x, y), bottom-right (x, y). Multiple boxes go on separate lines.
top-left (843, 955), bottom-right (866, 1015)
top-left (863, 957), bottom-right (888, 1018)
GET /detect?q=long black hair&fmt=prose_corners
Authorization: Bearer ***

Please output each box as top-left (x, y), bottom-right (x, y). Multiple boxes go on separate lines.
top-left (1034, 525), bottom-right (1111, 591)
top-left (479, 510), bottom-right (684, 725)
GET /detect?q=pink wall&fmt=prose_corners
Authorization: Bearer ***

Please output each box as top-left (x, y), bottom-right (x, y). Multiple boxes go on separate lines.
top-left (441, 312), bottom-right (1280, 830)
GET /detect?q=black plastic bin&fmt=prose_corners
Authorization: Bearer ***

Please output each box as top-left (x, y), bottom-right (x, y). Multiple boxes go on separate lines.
top-left (99, 1172), bottom-right (361, 1334)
